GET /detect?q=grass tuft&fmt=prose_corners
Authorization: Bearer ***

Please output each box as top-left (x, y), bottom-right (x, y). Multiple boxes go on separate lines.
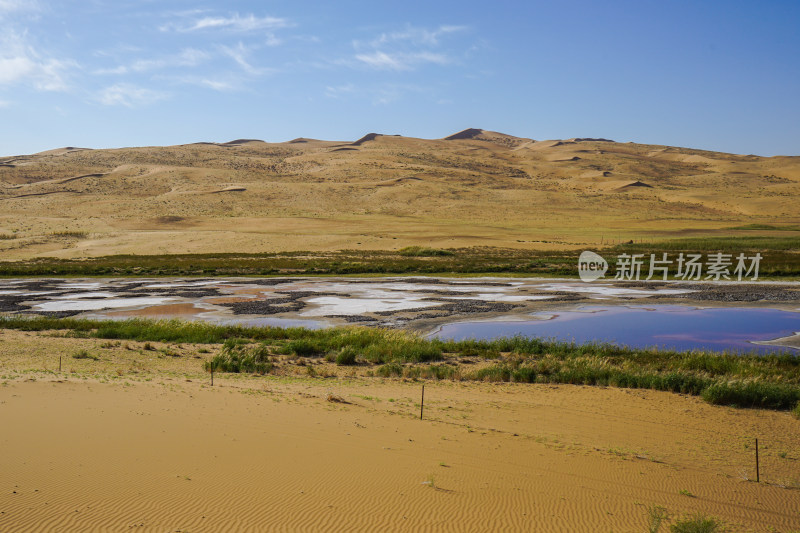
top-left (205, 339), bottom-right (273, 375)
top-left (669, 512), bottom-right (725, 533)
top-left (701, 381), bottom-right (800, 410)
top-left (646, 505), bottom-right (669, 533)
top-left (335, 346), bottom-right (358, 366)
top-left (72, 349), bottom-right (98, 361)
top-left (397, 246), bottom-right (455, 257)
top-left (50, 231), bottom-right (89, 239)
top-left (377, 362), bottom-right (404, 377)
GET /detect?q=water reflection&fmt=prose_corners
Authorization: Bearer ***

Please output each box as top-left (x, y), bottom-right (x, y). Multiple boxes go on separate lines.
top-left (433, 305), bottom-right (800, 354)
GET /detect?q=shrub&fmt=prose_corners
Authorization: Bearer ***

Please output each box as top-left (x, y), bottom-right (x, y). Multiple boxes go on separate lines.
top-left (207, 341), bottom-right (273, 375)
top-left (646, 505), bottom-right (669, 533)
top-left (282, 338), bottom-right (326, 357)
top-left (679, 353), bottom-right (735, 376)
top-left (421, 364), bottom-right (458, 380)
top-left (510, 365), bottom-right (538, 383)
top-left (701, 381), bottom-right (800, 410)
top-left (361, 340), bottom-right (442, 364)
top-left (377, 363), bottom-right (403, 377)
top-left (393, 341), bottom-right (442, 363)
top-left (71, 349), bottom-right (98, 361)
top-left (398, 246), bottom-right (454, 257)
top-left (470, 365), bottom-right (511, 382)
top-left (670, 512), bottom-right (725, 533)
top-left (335, 346), bottom-right (358, 366)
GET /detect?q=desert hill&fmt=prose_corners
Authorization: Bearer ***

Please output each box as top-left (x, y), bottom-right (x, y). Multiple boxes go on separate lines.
top-left (0, 130), bottom-right (798, 259)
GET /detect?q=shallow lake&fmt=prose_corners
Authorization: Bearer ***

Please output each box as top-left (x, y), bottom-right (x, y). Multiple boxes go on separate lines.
top-left (1, 278), bottom-right (798, 355)
top-left (432, 305), bottom-right (800, 354)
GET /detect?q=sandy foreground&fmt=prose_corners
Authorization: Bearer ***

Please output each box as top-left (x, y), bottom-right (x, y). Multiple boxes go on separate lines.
top-left (1, 333), bottom-right (800, 531)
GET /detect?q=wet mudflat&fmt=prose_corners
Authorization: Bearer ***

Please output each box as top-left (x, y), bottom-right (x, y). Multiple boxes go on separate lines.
top-left (0, 277), bottom-right (798, 353)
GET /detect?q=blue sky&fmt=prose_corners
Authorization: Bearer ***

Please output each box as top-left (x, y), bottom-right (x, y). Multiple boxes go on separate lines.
top-left (1, 0), bottom-right (798, 156)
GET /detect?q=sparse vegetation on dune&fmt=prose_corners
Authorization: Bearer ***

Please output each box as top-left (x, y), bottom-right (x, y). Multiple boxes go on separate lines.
top-left (206, 339), bottom-right (273, 374)
top-left (727, 223), bottom-right (800, 231)
top-left (669, 512), bottom-right (725, 533)
top-left (2, 316), bottom-right (799, 411)
top-left (49, 230), bottom-right (89, 239)
top-left (647, 505), bottom-right (670, 533)
top-left (614, 235), bottom-right (800, 252)
top-left (71, 349), bottom-right (98, 361)
top-left (0, 248), bottom-right (575, 277)
top-left (436, 339), bottom-right (800, 410)
top-left (398, 246), bottom-right (455, 257)
top-left (0, 238), bottom-right (797, 277)
top-left (1, 133), bottom-right (799, 264)
top-left (644, 505), bottom-right (726, 533)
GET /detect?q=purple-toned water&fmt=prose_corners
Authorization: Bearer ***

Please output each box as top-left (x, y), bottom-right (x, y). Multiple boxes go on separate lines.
top-left (432, 305), bottom-right (800, 355)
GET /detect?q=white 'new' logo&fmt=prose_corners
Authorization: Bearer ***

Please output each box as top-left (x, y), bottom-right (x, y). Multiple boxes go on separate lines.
top-left (578, 251), bottom-right (608, 282)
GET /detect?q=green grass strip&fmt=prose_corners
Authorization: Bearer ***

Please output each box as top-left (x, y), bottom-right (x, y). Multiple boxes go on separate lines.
top-left (2, 315), bottom-right (799, 411)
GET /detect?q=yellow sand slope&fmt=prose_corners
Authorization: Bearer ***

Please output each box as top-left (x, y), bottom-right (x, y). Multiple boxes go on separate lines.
top-left (1, 377), bottom-right (798, 532)
top-left (1, 130), bottom-right (799, 258)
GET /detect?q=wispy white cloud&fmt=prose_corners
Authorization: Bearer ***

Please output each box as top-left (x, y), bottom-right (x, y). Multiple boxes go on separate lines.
top-left (96, 83), bottom-right (166, 107)
top-left (354, 51), bottom-right (404, 71)
top-left (200, 78), bottom-right (236, 91)
top-left (92, 45), bottom-right (144, 59)
top-left (160, 12), bottom-right (288, 33)
top-left (0, 30), bottom-right (75, 91)
top-left (355, 51), bottom-right (449, 71)
top-left (0, 99), bottom-right (10, 108)
top-left (322, 81), bottom-right (429, 105)
top-left (367, 25), bottom-right (467, 48)
top-left (324, 83), bottom-right (356, 98)
top-left (94, 64), bottom-right (128, 75)
top-left (220, 42), bottom-right (272, 75)
top-left (370, 83), bottom-right (429, 105)
top-left (264, 33), bottom-right (282, 47)
top-left (351, 24), bottom-right (467, 71)
top-left (0, 0), bottom-right (40, 16)
top-left (94, 48), bottom-right (210, 75)
top-left (153, 73), bottom-right (243, 93)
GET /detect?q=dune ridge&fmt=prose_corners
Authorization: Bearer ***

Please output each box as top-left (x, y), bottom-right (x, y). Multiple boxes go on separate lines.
top-left (0, 129), bottom-right (798, 259)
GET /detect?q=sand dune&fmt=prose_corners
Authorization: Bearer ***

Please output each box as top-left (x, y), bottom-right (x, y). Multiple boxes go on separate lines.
top-left (221, 139), bottom-right (264, 146)
top-left (32, 147), bottom-right (92, 156)
top-left (0, 130), bottom-right (798, 258)
top-left (516, 139), bottom-right (568, 151)
top-left (568, 137), bottom-right (615, 143)
top-left (209, 186), bottom-right (246, 194)
top-left (443, 127), bottom-right (485, 140)
top-left (547, 154), bottom-right (582, 162)
top-left (375, 176), bottom-right (424, 187)
top-left (1, 190), bottom-right (79, 200)
top-left (352, 132), bottom-right (383, 146)
top-left (616, 180), bottom-right (654, 191)
top-left (444, 128), bottom-right (531, 148)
